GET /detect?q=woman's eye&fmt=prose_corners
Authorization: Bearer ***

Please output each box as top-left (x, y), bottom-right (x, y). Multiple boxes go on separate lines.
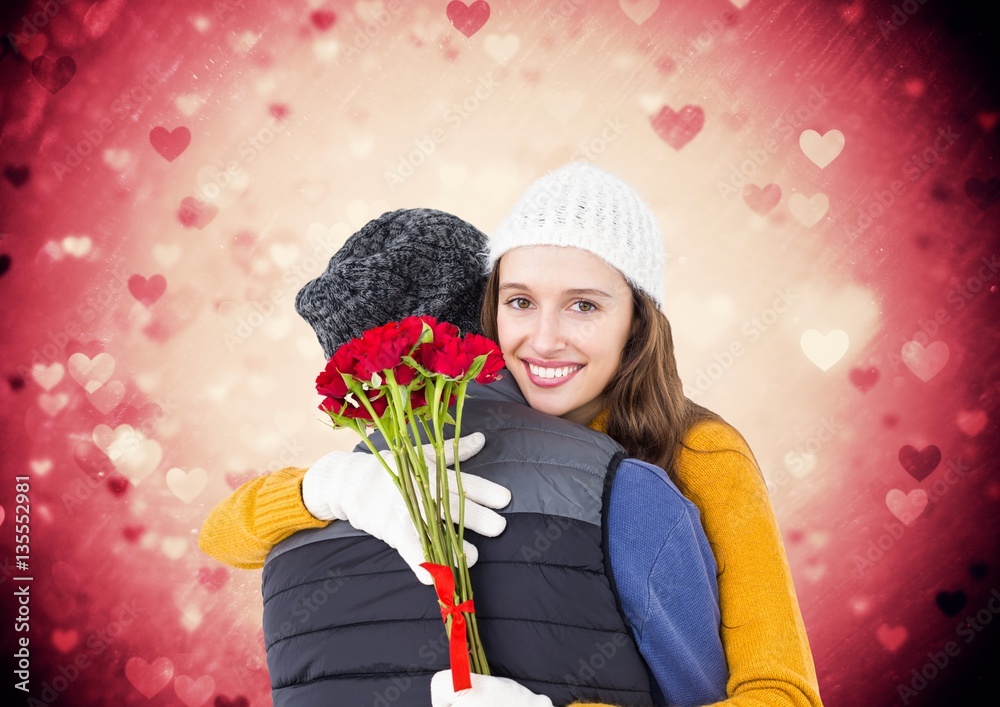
top-left (574, 300), bottom-right (597, 313)
top-left (507, 297), bottom-right (531, 310)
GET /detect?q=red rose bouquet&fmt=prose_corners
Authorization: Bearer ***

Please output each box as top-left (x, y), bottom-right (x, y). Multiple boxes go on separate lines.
top-left (315, 315), bottom-right (505, 689)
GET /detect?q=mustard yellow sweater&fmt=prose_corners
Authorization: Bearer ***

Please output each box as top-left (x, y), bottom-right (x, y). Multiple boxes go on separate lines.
top-left (199, 417), bottom-right (823, 707)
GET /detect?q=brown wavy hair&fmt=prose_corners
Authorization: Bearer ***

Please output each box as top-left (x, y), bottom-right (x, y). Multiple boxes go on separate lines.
top-left (480, 257), bottom-right (747, 478)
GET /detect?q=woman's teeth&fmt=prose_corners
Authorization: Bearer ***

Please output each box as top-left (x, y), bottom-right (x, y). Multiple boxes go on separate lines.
top-left (528, 363), bottom-right (582, 379)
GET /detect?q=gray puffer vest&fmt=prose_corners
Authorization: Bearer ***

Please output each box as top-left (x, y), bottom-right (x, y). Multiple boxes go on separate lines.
top-left (262, 373), bottom-right (655, 706)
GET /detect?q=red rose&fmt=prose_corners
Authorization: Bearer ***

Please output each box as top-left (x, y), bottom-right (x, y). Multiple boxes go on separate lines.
top-left (322, 387), bottom-right (389, 422)
top-left (461, 333), bottom-right (505, 383)
top-left (352, 319), bottom-right (425, 381)
top-left (316, 343), bottom-right (362, 398)
top-left (345, 388), bottom-right (388, 420)
top-left (429, 318), bottom-right (460, 339)
top-left (418, 334), bottom-right (472, 379)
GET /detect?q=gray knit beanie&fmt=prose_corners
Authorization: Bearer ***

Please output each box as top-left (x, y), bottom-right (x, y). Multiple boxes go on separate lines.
top-left (296, 208), bottom-right (490, 358)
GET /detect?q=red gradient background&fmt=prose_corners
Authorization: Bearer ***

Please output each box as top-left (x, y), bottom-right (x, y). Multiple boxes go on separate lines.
top-left (1, 1), bottom-right (998, 706)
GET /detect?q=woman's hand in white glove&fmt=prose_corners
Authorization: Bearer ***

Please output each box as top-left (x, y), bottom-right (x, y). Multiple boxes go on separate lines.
top-left (301, 432), bottom-right (510, 584)
top-left (431, 670), bottom-right (555, 706)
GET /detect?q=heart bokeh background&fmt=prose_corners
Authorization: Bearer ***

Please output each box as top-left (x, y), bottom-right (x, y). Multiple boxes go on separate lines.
top-left (1, 0), bottom-right (999, 705)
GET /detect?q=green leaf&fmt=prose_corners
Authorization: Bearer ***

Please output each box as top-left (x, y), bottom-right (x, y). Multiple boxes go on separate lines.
top-left (401, 354), bottom-right (435, 379)
top-left (465, 354), bottom-right (488, 381)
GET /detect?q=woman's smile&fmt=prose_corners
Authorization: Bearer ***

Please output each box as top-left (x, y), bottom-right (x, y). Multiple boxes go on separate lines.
top-left (522, 358), bottom-right (586, 387)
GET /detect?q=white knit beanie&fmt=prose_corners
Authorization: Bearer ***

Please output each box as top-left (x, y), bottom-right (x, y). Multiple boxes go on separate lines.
top-left (488, 162), bottom-right (665, 308)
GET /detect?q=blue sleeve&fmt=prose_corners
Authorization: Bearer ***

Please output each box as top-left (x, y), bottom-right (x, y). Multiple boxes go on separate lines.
top-left (607, 458), bottom-right (728, 707)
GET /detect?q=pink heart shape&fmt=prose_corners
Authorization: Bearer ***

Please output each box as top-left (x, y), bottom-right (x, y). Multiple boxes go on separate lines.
top-left (31, 55), bottom-right (76, 94)
top-left (447, 0), bottom-right (491, 37)
top-left (742, 183), bottom-right (781, 214)
top-left (178, 197), bottom-right (218, 230)
top-left (650, 104), bottom-right (704, 150)
top-left (125, 656), bottom-right (174, 699)
top-left (149, 126), bottom-right (191, 162)
top-left (128, 274), bottom-right (166, 307)
top-left (876, 623), bottom-right (907, 652)
top-left (52, 629), bottom-right (80, 653)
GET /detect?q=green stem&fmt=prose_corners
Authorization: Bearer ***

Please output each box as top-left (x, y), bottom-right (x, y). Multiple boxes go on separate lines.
top-left (389, 371), bottom-right (447, 566)
top-left (351, 380), bottom-right (433, 561)
top-left (453, 378), bottom-right (489, 675)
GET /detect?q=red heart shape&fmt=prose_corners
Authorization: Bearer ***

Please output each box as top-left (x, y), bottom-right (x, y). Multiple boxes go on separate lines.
top-left (447, 1), bottom-right (491, 37)
top-left (849, 366), bottom-right (879, 392)
top-left (66, 339), bottom-right (105, 359)
top-left (178, 197), bottom-right (219, 229)
top-left (52, 629), bottom-right (80, 653)
top-left (215, 697), bottom-right (250, 707)
top-left (935, 590), bottom-right (967, 616)
top-left (123, 525), bottom-right (146, 542)
top-left (963, 177), bottom-right (1000, 210)
top-left (125, 656), bottom-right (174, 699)
top-left (107, 476), bottom-right (130, 497)
top-left (4, 165), bottom-right (30, 187)
top-left (149, 126), bottom-right (191, 162)
top-left (309, 10), bottom-right (336, 31)
top-left (650, 104), bottom-right (704, 150)
top-left (742, 183), bottom-right (781, 214)
top-left (898, 444), bottom-right (941, 482)
top-left (128, 274), bottom-right (167, 307)
top-left (31, 55), bottom-right (76, 94)
top-left (197, 567), bottom-right (229, 591)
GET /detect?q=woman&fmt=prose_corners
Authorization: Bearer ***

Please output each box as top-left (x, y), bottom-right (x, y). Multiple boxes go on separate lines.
top-left (432, 163), bottom-right (821, 706)
top-left (204, 206), bottom-right (725, 706)
top-left (201, 165), bottom-right (823, 706)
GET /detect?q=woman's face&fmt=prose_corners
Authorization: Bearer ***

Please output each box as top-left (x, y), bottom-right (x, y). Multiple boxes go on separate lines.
top-left (496, 245), bottom-right (634, 426)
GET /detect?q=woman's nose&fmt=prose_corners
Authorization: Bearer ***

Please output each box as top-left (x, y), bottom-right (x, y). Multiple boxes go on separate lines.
top-left (530, 310), bottom-right (566, 353)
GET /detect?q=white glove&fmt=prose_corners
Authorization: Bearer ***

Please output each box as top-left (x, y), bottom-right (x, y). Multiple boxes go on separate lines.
top-left (301, 432), bottom-right (510, 584)
top-left (431, 670), bottom-right (554, 706)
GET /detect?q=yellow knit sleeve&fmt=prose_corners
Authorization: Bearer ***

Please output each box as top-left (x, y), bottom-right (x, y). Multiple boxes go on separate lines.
top-left (197, 466), bottom-right (331, 570)
top-left (676, 420), bottom-right (823, 707)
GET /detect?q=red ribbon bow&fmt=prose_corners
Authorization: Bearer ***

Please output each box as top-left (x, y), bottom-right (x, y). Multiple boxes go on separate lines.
top-left (421, 562), bottom-right (475, 691)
